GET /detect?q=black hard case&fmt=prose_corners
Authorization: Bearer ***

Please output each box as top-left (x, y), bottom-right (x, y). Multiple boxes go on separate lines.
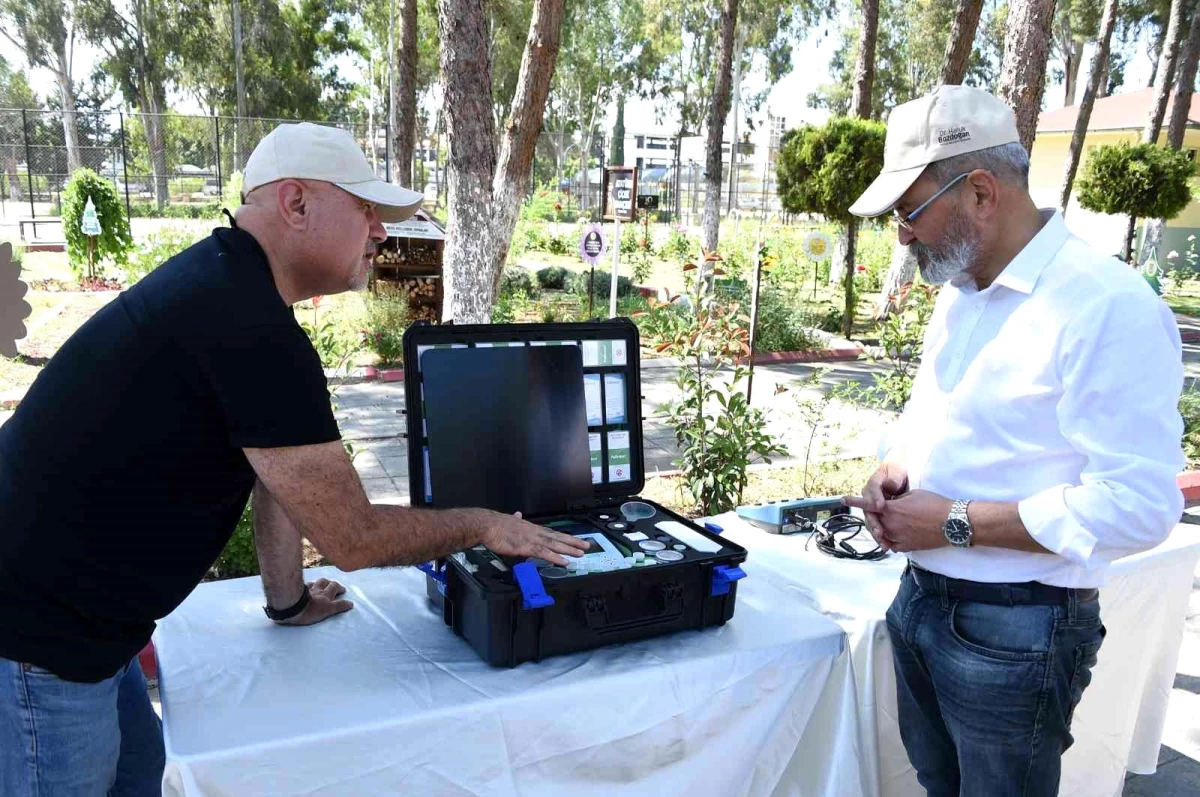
top-left (402, 320), bottom-right (747, 667)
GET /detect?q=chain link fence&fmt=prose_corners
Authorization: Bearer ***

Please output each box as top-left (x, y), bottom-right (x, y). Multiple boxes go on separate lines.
top-left (0, 108), bottom-right (387, 228)
top-left (1, 108), bottom-right (790, 236)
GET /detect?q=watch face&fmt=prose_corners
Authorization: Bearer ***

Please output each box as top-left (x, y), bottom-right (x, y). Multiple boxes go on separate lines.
top-left (944, 518), bottom-right (971, 545)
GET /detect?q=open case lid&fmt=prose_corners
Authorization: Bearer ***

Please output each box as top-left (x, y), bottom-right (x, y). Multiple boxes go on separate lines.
top-left (401, 319), bottom-right (646, 511)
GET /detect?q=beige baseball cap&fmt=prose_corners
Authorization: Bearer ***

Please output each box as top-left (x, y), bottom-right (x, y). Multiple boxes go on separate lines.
top-left (243, 122), bottom-right (424, 223)
top-left (849, 85), bottom-right (1020, 218)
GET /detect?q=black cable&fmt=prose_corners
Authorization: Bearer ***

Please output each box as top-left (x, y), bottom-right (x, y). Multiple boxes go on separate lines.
top-left (806, 513), bottom-right (891, 561)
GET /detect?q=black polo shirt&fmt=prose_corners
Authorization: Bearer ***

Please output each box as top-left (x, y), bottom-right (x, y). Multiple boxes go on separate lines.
top-left (0, 226), bottom-right (341, 682)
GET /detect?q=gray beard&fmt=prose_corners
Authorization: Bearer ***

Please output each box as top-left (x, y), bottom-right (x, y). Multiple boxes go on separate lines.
top-left (911, 209), bottom-right (982, 285)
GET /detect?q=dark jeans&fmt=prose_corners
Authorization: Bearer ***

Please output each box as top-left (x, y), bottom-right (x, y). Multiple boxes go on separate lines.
top-left (885, 565), bottom-right (1105, 797)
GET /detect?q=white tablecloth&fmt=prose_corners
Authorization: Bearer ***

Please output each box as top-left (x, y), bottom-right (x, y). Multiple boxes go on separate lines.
top-left (156, 565), bottom-right (866, 796)
top-left (712, 513), bottom-right (1200, 797)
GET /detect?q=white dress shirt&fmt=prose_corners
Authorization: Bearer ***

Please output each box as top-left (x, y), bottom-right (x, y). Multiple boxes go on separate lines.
top-left (885, 210), bottom-right (1184, 587)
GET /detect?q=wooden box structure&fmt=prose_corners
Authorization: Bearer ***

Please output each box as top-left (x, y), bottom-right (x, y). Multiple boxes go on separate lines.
top-left (370, 208), bottom-right (445, 323)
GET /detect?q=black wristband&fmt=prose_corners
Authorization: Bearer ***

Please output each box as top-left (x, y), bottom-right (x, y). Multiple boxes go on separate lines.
top-left (263, 586), bottom-right (310, 622)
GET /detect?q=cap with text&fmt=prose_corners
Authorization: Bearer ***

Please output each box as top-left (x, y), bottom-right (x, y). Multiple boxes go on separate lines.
top-left (849, 85), bottom-right (1020, 218)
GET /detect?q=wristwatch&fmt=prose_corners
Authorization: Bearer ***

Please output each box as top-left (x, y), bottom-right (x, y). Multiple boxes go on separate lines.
top-left (263, 586), bottom-right (311, 622)
top-left (942, 499), bottom-right (973, 548)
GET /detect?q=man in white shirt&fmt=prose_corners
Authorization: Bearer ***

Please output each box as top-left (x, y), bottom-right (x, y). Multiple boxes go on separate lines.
top-left (844, 85), bottom-right (1184, 796)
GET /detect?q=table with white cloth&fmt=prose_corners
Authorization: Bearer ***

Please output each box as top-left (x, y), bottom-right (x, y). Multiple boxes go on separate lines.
top-left (155, 564), bottom-right (868, 797)
top-left (710, 513), bottom-right (1200, 797)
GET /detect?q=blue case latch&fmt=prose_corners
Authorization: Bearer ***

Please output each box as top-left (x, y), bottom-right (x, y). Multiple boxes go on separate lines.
top-left (711, 564), bottom-right (747, 596)
top-left (513, 562), bottom-right (556, 610)
top-left (417, 561), bottom-right (447, 586)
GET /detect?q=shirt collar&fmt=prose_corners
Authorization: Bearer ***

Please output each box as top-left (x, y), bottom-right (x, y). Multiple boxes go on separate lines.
top-left (988, 209), bottom-right (1068, 295)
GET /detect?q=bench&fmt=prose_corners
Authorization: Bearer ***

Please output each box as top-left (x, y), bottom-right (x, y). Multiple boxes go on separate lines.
top-left (17, 217), bottom-right (64, 242)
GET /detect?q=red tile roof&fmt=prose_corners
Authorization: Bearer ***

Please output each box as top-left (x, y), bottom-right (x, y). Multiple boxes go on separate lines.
top-left (1036, 87), bottom-right (1200, 133)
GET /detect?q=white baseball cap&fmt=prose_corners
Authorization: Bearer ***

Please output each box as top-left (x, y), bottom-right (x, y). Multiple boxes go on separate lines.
top-left (243, 122), bottom-right (424, 223)
top-left (849, 85), bottom-right (1021, 218)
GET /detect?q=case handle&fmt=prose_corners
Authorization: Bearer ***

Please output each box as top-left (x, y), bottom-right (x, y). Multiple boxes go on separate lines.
top-left (581, 582), bottom-right (684, 634)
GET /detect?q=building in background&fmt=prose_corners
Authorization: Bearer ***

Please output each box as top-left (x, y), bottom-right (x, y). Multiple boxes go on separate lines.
top-left (1033, 89), bottom-right (1200, 263)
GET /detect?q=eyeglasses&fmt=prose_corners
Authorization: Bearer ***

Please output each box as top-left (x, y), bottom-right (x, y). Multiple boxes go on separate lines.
top-left (892, 172), bottom-right (970, 232)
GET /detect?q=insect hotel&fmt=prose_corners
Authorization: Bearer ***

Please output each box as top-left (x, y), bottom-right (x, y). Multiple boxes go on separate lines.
top-left (370, 208), bottom-right (445, 323)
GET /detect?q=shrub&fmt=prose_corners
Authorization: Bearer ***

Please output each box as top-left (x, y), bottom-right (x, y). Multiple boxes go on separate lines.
top-left (124, 226), bottom-right (204, 286)
top-left (753, 285), bottom-right (821, 353)
top-left (1181, 386), bottom-right (1200, 468)
top-left (1077, 142), bottom-right (1195, 261)
top-left (300, 295), bottom-right (361, 370)
top-left (565, 269), bottom-right (634, 299)
top-left (777, 117), bottom-right (886, 336)
top-left (662, 226), bottom-right (695, 261)
top-left (362, 294), bottom-right (409, 367)
top-left (656, 279), bottom-right (787, 514)
top-left (62, 168), bottom-right (134, 279)
top-left (210, 501), bottom-right (258, 579)
top-left (520, 187), bottom-right (572, 222)
top-left (536, 265), bottom-right (569, 289)
top-left (127, 202), bottom-right (221, 219)
top-left (499, 266), bottom-right (541, 299)
top-left (223, 171), bottom-right (244, 210)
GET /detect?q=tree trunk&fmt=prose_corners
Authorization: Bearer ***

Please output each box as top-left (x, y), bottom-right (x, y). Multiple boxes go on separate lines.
top-left (830, 226), bottom-right (848, 284)
top-left (611, 93), bottom-right (624, 164)
top-left (702, 0), bottom-right (739, 253)
top-left (1124, 216), bottom-right (1137, 263)
top-left (4, 154), bottom-right (23, 201)
top-left (1096, 58), bottom-right (1110, 99)
top-left (1063, 39), bottom-right (1084, 106)
top-left (842, 219), bottom-right (857, 338)
top-left (231, 0), bottom-right (247, 168)
top-left (725, 27), bottom-right (746, 214)
top-left (1057, 0), bottom-right (1117, 213)
top-left (851, 0), bottom-right (880, 119)
top-left (1148, 16), bottom-right (1168, 89)
top-left (140, 82), bottom-right (170, 209)
top-left (939, 0), bottom-right (985, 85)
top-left (438, 0), bottom-right (565, 323)
top-left (1140, 8), bottom-right (1200, 264)
top-left (1166, 10), bottom-right (1200, 150)
top-left (1145, 0), bottom-right (1187, 143)
top-left (394, 0), bottom-right (419, 187)
top-left (875, 245), bottom-right (918, 317)
top-left (53, 38), bottom-right (81, 175)
top-left (996, 0), bottom-right (1057, 154)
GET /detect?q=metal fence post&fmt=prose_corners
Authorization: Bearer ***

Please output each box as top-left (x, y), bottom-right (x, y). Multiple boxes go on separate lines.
top-left (213, 115), bottom-right (223, 203)
top-left (384, 122), bottom-right (391, 183)
top-left (21, 108), bottom-right (35, 219)
top-left (119, 111), bottom-right (132, 221)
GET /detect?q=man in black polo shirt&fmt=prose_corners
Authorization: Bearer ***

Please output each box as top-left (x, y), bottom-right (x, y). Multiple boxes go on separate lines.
top-left (0, 122), bottom-right (588, 796)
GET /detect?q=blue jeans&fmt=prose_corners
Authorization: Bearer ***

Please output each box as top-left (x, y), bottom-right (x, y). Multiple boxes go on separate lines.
top-left (0, 656), bottom-right (165, 796)
top-left (886, 566), bottom-right (1105, 797)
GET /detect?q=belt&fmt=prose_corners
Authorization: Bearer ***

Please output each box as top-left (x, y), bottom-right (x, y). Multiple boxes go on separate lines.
top-left (907, 563), bottom-right (1098, 607)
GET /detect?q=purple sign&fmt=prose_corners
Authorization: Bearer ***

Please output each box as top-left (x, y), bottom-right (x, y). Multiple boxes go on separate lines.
top-left (579, 224), bottom-right (607, 266)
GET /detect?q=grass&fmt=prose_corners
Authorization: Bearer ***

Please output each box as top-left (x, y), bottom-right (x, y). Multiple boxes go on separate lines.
top-left (16, 251), bottom-right (75, 285)
top-left (1165, 278), bottom-right (1200, 318)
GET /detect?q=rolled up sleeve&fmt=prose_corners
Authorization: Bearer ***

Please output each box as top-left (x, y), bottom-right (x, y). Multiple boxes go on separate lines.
top-left (1017, 293), bottom-right (1185, 569)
